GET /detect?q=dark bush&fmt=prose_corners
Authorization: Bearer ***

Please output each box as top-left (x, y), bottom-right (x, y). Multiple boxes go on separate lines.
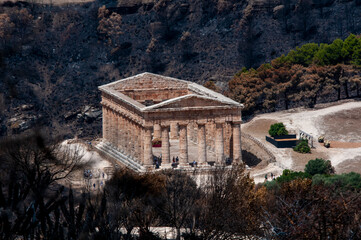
top-left (268, 123), bottom-right (288, 137)
top-left (305, 158), bottom-right (335, 176)
top-left (312, 172), bottom-right (361, 190)
top-left (276, 169), bottom-right (311, 184)
top-left (294, 139), bottom-right (311, 153)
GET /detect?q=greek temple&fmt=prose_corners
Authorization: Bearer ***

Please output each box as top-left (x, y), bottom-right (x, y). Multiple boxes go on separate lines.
top-left (95, 72), bottom-right (244, 172)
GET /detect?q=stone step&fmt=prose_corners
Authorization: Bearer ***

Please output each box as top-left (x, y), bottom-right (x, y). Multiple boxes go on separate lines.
top-left (100, 142), bottom-right (143, 171)
top-left (95, 141), bottom-right (146, 172)
top-left (98, 144), bottom-right (143, 172)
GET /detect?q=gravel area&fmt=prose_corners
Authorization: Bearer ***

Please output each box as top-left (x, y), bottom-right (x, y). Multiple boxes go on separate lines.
top-left (243, 101), bottom-right (361, 183)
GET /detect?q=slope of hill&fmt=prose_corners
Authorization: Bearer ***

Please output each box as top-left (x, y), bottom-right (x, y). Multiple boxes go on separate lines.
top-left (1, 0), bottom-right (361, 137)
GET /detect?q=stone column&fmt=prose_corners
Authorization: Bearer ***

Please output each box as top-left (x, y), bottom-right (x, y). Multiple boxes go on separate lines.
top-left (118, 115), bottom-right (124, 152)
top-left (137, 125), bottom-right (142, 164)
top-left (112, 111), bottom-right (117, 147)
top-left (123, 118), bottom-right (129, 155)
top-left (216, 122), bottom-right (224, 164)
top-left (133, 122), bottom-right (139, 161)
top-left (197, 123), bottom-right (207, 164)
top-left (129, 121), bottom-right (135, 158)
top-left (170, 122), bottom-right (178, 140)
top-left (140, 127), bottom-right (144, 165)
top-left (154, 124), bottom-right (162, 139)
top-left (232, 121), bottom-right (242, 163)
top-left (114, 112), bottom-right (119, 149)
top-left (109, 110), bottom-right (115, 146)
top-left (102, 107), bottom-right (108, 140)
top-left (132, 123), bottom-right (138, 161)
top-left (178, 123), bottom-right (188, 164)
top-left (143, 126), bottom-right (153, 165)
top-left (161, 124), bottom-right (170, 164)
top-left (118, 115), bottom-right (125, 152)
top-left (116, 113), bottom-right (121, 149)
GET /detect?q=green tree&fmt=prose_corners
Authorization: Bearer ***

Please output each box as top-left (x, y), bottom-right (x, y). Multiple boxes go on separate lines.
top-left (313, 39), bottom-right (344, 65)
top-left (286, 43), bottom-right (319, 66)
top-left (352, 47), bottom-right (361, 66)
top-left (341, 34), bottom-right (361, 62)
top-left (268, 123), bottom-right (288, 137)
top-left (304, 158), bottom-right (335, 176)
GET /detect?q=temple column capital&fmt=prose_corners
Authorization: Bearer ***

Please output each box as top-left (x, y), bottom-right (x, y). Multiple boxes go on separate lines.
top-left (232, 120), bottom-right (242, 125)
top-left (153, 123), bottom-right (162, 139)
top-left (178, 121), bottom-right (189, 127)
top-left (196, 119), bottom-right (207, 125)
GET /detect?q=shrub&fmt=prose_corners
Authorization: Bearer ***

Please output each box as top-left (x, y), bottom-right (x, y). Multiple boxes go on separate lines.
top-left (275, 169), bottom-right (311, 184)
top-left (293, 139), bottom-right (311, 153)
top-left (304, 158), bottom-right (335, 176)
top-left (268, 123), bottom-right (288, 137)
top-left (312, 172), bottom-right (361, 190)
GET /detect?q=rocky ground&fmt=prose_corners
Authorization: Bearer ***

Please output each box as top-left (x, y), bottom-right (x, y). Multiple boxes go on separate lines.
top-left (1, 0), bottom-right (361, 140)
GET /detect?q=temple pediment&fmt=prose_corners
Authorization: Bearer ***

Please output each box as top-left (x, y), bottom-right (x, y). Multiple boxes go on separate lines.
top-left (99, 72), bottom-right (243, 111)
top-left (145, 94), bottom-right (235, 110)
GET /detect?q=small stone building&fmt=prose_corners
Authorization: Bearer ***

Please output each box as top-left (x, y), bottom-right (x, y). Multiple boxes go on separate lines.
top-left (96, 72), bottom-right (244, 172)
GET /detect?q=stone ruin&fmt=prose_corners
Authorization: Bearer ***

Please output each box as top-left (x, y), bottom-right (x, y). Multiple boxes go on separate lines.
top-left (95, 72), bottom-right (244, 172)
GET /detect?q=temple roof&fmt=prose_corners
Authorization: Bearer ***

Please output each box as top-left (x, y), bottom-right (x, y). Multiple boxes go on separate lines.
top-left (98, 72), bottom-right (243, 111)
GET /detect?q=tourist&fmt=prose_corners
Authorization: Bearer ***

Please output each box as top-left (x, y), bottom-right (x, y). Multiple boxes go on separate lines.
top-left (265, 174), bottom-right (268, 181)
top-left (172, 156), bottom-right (175, 163)
top-left (193, 160), bottom-right (197, 167)
top-left (176, 156), bottom-right (179, 162)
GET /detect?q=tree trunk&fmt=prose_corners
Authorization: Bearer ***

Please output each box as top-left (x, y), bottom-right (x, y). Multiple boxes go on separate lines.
top-left (344, 82), bottom-right (349, 98)
top-left (284, 92), bottom-right (289, 110)
top-left (126, 228), bottom-right (133, 240)
top-left (176, 227), bottom-right (181, 240)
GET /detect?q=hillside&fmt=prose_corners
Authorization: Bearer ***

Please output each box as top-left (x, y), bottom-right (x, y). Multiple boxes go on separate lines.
top-left (1, 0), bottom-right (361, 138)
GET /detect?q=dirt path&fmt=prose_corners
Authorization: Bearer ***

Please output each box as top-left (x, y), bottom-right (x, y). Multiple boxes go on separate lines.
top-left (330, 141), bottom-right (361, 148)
top-left (243, 101), bottom-right (361, 183)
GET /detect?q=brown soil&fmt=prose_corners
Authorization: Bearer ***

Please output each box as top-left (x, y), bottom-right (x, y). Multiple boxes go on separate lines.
top-left (290, 149), bottom-right (329, 172)
top-left (243, 119), bottom-right (278, 138)
top-left (335, 156), bottom-right (361, 174)
top-left (319, 108), bottom-right (361, 142)
top-left (330, 141), bottom-right (361, 148)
